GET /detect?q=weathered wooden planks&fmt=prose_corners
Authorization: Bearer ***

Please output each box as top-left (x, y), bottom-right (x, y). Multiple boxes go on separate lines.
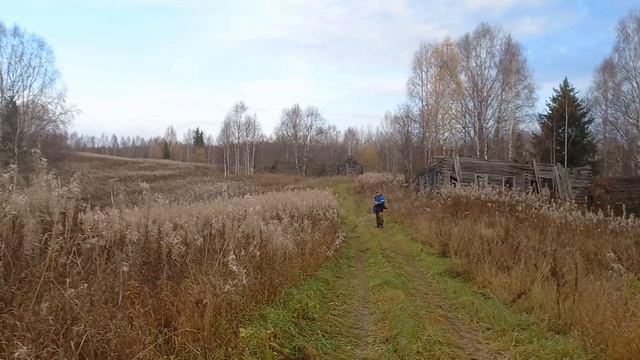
top-left (270, 156), bottom-right (365, 177)
top-left (592, 176), bottom-right (640, 215)
top-left (417, 155), bottom-right (593, 204)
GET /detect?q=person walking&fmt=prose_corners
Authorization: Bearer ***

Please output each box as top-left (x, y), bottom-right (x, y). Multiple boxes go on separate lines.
top-left (373, 191), bottom-right (387, 228)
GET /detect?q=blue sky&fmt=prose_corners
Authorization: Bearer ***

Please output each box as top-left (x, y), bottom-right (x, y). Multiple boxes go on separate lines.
top-left (3, 0), bottom-right (638, 138)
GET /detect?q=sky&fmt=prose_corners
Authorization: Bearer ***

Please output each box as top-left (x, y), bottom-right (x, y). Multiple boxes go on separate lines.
top-left (3, 0), bottom-right (638, 138)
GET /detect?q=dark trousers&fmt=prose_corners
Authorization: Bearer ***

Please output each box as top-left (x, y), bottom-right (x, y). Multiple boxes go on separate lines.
top-left (375, 211), bottom-right (384, 228)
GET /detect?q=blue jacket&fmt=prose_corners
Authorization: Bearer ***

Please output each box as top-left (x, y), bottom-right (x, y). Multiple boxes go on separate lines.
top-left (373, 194), bottom-right (386, 212)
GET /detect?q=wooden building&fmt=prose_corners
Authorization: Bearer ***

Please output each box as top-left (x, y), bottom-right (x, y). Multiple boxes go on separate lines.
top-left (269, 161), bottom-right (330, 176)
top-left (592, 176), bottom-right (640, 216)
top-left (270, 156), bottom-right (365, 177)
top-left (416, 155), bottom-right (593, 202)
top-left (336, 155), bottom-right (365, 176)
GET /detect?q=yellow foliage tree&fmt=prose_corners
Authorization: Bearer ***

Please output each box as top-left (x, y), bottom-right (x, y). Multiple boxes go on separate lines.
top-left (357, 145), bottom-right (380, 171)
top-left (195, 147), bottom-right (207, 163)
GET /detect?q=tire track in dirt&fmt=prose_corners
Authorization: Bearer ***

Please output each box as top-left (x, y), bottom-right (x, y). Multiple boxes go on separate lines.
top-left (384, 236), bottom-right (505, 360)
top-left (353, 234), bottom-right (372, 359)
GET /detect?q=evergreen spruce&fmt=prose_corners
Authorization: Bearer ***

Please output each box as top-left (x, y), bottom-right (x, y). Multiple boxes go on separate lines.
top-left (533, 78), bottom-right (596, 167)
top-left (0, 97), bottom-right (22, 167)
top-left (162, 140), bottom-right (171, 160)
top-left (192, 128), bottom-right (205, 148)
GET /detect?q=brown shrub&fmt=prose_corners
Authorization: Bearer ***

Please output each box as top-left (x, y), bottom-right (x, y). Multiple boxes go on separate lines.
top-left (0, 172), bottom-right (339, 359)
top-left (392, 185), bottom-right (640, 359)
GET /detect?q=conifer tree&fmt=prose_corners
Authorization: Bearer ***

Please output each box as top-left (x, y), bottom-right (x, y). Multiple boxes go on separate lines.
top-left (533, 78), bottom-right (596, 167)
top-left (0, 97), bottom-right (26, 169)
top-left (162, 140), bottom-right (171, 160)
top-left (192, 128), bottom-right (205, 148)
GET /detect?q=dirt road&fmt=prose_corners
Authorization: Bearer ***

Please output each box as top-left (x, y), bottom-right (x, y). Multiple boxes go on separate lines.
top-left (240, 185), bottom-right (591, 359)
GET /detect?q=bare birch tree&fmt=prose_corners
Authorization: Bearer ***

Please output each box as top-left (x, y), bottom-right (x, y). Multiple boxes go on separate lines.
top-left (407, 38), bottom-right (461, 166)
top-left (588, 11), bottom-right (640, 175)
top-left (457, 23), bottom-right (535, 160)
top-left (217, 118), bottom-right (233, 177)
top-left (274, 104), bottom-right (326, 176)
top-left (323, 124), bottom-right (341, 162)
top-left (385, 104), bottom-right (418, 178)
top-left (163, 125), bottom-right (177, 160)
top-left (205, 134), bottom-right (215, 165)
top-left (610, 11), bottom-right (640, 173)
top-left (300, 106), bottom-right (326, 175)
top-left (275, 104), bottom-right (304, 173)
top-left (243, 113), bottom-right (262, 175)
top-left (0, 22), bottom-right (72, 185)
top-left (376, 114), bottom-right (399, 173)
top-left (183, 128), bottom-right (194, 162)
top-left (496, 35), bottom-right (536, 160)
top-left (589, 57), bottom-right (618, 175)
top-left (343, 127), bottom-right (360, 157)
top-left (220, 102), bottom-right (247, 174)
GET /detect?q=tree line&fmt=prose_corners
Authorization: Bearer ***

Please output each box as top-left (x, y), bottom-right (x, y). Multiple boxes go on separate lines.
top-left (379, 10), bottom-right (640, 178)
top-left (589, 10), bottom-right (640, 176)
top-left (68, 104), bottom-right (383, 176)
top-left (2, 10), bottom-right (640, 182)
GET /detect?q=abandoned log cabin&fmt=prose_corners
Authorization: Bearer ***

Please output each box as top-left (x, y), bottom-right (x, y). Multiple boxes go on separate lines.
top-left (417, 155), bottom-right (593, 202)
top-left (270, 156), bottom-right (365, 176)
top-left (592, 176), bottom-right (640, 216)
top-left (270, 161), bottom-right (329, 176)
top-left (336, 155), bottom-right (365, 176)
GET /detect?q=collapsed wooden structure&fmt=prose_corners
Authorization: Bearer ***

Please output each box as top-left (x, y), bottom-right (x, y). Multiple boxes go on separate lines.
top-left (270, 161), bottom-right (328, 176)
top-left (336, 155), bottom-right (365, 176)
top-left (416, 155), bottom-right (593, 202)
top-left (270, 156), bottom-right (365, 177)
top-left (592, 177), bottom-right (640, 216)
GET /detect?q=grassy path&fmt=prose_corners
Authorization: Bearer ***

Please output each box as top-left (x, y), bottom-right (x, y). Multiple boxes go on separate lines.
top-left (240, 185), bottom-right (592, 359)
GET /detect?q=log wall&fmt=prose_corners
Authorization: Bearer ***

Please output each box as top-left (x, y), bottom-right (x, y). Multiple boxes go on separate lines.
top-left (592, 177), bottom-right (640, 216)
top-left (417, 155), bottom-right (593, 204)
top-left (270, 159), bottom-right (364, 177)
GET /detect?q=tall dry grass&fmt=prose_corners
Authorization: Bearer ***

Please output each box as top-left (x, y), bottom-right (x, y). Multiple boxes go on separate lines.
top-left (392, 186), bottom-right (640, 359)
top-left (355, 172), bottom-right (405, 193)
top-left (54, 152), bottom-right (352, 209)
top-left (0, 172), bottom-right (339, 359)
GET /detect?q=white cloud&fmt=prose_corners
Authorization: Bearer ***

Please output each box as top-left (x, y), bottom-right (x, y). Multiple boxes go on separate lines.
top-left (507, 16), bottom-right (548, 37)
top-left (464, 0), bottom-right (545, 12)
top-left (68, 0), bottom-right (556, 137)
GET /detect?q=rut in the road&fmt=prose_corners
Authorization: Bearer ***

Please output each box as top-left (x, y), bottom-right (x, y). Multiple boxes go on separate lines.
top-left (354, 235), bottom-right (371, 359)
top-left (389, 243), bottom-right (503, 360)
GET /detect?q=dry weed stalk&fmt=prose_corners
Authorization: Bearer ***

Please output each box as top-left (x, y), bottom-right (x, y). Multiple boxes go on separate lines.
top-left (355, 173), bottom-right (405, 193)
top-left (393, 185), bottom-right (640, 359)
top-left (0, 172), bottom-right (339, 359)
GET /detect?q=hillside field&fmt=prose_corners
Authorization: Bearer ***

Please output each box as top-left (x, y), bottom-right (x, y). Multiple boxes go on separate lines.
top-left (1, 153), bottom-right (639, 359)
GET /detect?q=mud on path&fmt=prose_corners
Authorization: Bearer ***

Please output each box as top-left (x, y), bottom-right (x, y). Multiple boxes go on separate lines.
top-left (240, 185), bottom-right (591, 359)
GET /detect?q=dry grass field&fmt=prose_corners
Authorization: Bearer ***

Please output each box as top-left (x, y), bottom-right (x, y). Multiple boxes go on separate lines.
top-left (4, 3), bottom-right (640, 359)
top-left (53, 152), bottom-right (324, 208)
top-left (0, 153), bottom-right (341, 358)
top-left (390, 185), bottom-right (640, 359)
top-left (3, 157), bottom-right (640, 359)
